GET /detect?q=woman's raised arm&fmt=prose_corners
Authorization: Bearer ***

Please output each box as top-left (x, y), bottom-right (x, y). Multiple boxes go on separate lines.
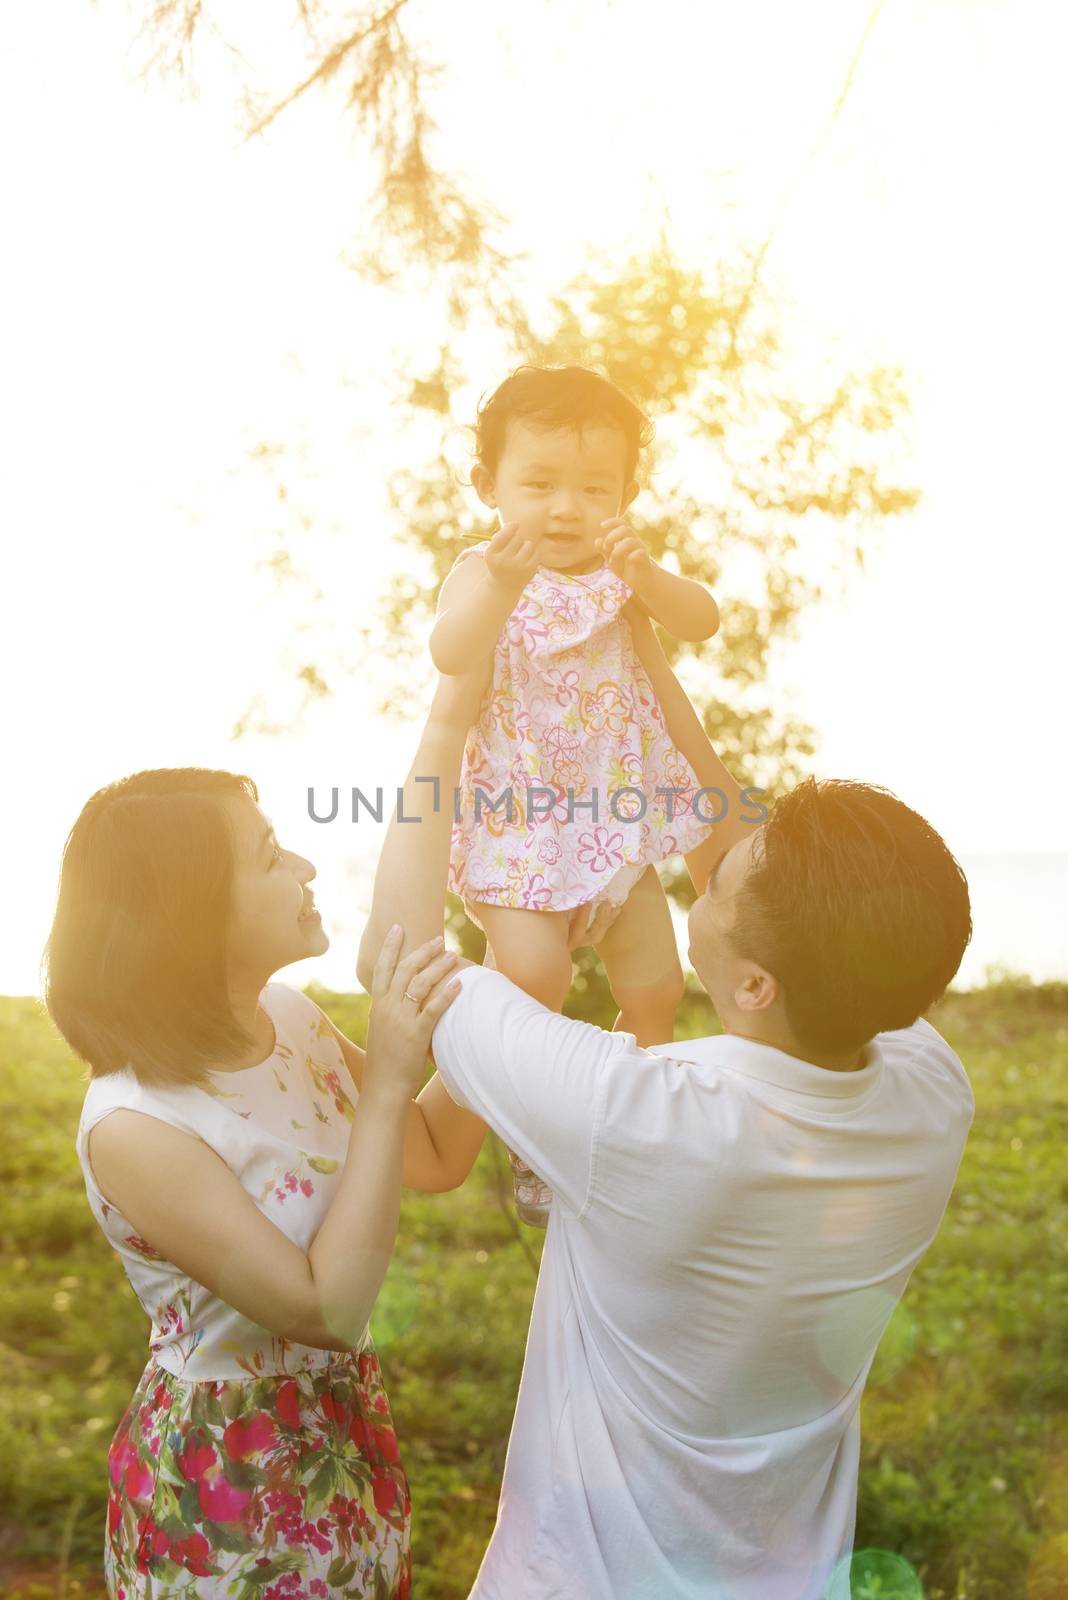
top-left (89, 933), bottom-right (462, 1353)
top-left (356, 667), bottom-right (491, 992)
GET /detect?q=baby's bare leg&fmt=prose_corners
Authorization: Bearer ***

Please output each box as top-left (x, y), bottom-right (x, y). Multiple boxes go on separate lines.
top-left (472, 902), bottom-right (573, 1012)
top-left (595, 867), bottom-right (685, 1046)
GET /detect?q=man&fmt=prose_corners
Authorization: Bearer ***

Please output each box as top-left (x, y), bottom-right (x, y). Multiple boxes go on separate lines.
top-left (357, 627), bottom-right (974, 1600)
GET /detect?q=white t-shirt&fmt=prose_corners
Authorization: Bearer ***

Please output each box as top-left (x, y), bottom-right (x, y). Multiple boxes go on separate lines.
top-left (431, 965), bottom-right (974, 1600)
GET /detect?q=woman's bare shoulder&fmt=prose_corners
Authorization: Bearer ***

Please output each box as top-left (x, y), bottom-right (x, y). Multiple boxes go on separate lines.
top-left (88, 1108), bottom-right (214, 1203)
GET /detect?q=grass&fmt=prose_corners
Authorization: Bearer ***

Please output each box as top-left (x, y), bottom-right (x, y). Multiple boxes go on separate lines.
top-left (0, 976), bottom-right (1065, 1599)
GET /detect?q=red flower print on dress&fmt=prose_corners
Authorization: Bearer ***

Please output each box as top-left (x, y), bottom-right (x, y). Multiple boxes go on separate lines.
top-left (372, 1475), bottom-right (398, 1517)
top-left (150, 1382), bottom-right (173, 1412)
top-left (224, 1410), bottom-right (277, 1459)
top-left (276, 1380), bottom-right (301, 1431)
top-left (170, 1530), bottom-right (214, 1578)
top-left (134, 1515), bottom-right (163, 1574)
top-left (178, 1437), bottom-right (217, 1482)
top-left (197, 1472), bottom-right (251, 1522)
top-left (348, 1412), bottom-right (372, 1454)
top-left (372, 1424), bottom-right (400, 1464)
top-left (123, 1450), bottom-right (155, 1504)
top-left (123, 1234), bottom-right (163, 1261)
top-left (110, 1431), bottom-right (154, 1506)
top-left (537, 837), bottom-right (562, 866)
top-left (83, 995), bottom-right (413, 1598)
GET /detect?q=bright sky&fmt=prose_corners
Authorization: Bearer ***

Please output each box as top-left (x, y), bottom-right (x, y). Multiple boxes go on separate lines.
top-left (2, 0), bottom-right (1066, 995)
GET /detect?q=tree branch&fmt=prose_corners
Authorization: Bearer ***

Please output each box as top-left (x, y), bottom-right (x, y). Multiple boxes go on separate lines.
top-left (726, 0), bottom-right (887, 363)
top-left (242, 0), bottom-right (409, 141)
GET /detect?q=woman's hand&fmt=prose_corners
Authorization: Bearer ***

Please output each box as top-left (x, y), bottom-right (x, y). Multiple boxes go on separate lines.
top-left (597, 518), bottom-right (656, 590)
top-left (364, 930), bottom-right (463, 1104)
top-left (484, 521), bottom-right (542, 594)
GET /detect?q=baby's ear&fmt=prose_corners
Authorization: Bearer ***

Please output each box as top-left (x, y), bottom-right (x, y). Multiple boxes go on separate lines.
top-left (471, 463), bottom-right (498, 510)
top-left (621, 479), bottom-right (640, 514)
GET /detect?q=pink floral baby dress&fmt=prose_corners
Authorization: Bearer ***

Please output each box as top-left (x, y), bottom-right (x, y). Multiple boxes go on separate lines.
top-left (448, 542), bottom-right (714, 919)
top-left (74, 981), bottom-right (411, 1599)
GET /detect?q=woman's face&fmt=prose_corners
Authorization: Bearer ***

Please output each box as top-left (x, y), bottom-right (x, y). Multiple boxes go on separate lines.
top-left (224, 794), bottom-right (329, 981)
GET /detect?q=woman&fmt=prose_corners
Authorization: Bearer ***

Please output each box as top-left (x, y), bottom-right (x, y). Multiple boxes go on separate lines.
top-left (43, 744), bottom-right (483, 1598)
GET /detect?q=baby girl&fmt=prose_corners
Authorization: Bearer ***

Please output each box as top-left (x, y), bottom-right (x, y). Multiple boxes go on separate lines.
top-left (430, 364), bottom-right (721, 1222)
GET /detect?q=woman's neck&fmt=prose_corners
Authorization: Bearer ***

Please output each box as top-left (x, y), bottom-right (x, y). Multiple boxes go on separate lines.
top-left (221, 972), bottom-right (276, 1072)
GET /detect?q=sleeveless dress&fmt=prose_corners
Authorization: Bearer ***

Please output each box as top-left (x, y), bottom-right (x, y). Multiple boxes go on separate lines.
top-left (74, 981), bottom-right (411, 1600)
top-left (447, 543), bottom-right (715, 919)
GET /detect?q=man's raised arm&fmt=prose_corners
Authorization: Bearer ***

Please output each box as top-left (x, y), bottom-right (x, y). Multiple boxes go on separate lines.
top-left (356, 669), bottom-right (489, 993)
top-left (626, 606), bottom-right (760, 894)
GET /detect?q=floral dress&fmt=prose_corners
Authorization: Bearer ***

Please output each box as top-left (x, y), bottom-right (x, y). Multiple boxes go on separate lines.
top-left (74, 982), bottom-right (411, 1600)
top-left (447, 544), bottom-right (715, 918)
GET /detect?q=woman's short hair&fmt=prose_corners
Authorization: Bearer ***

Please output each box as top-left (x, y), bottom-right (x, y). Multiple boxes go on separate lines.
top-left (43, 767), bottom-right (260, 1090)
top-left (730, 778), bottom-right (973, 1056)
top-left (474, 364), bottom-right (654, 483)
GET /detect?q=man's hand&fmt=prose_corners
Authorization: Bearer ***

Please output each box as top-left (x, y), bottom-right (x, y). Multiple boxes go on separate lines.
top-left (484, 521), bottom-right (542, 594)
top-left (597, 518), bottom-right (656, 591)
top-left (567, 897), bottom-right (624, 951)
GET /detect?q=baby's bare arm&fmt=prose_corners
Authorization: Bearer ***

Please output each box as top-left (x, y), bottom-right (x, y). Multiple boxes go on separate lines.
top-left (599, 519), bottom-right (719, 642)
top-left (430, 524), bottom-right (541, 674)
top-left (430, 556), bottom-right (513, 675)
top-left (631, 565), bottom-right (720, 642)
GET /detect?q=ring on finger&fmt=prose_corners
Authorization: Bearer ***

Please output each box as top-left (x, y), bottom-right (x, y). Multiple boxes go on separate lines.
top-left (404, 989), bottom-right (420, 1004)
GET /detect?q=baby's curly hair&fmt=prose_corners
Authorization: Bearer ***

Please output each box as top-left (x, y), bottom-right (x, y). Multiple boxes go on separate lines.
top-left (474, 364), bottom-right (654, 483)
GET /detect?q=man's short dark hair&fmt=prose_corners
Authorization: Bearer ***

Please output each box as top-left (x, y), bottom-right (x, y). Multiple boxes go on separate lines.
top-left (730, 778), bottom-right (972, 1055)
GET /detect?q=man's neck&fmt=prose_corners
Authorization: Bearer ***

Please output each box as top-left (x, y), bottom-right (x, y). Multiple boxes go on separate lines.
top-left (726, 1024), bottom-right (867, 1074)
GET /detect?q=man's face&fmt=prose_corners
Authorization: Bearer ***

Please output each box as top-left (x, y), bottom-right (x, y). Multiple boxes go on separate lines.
top-left (687, 827), bottom-right (767, 1023)
top-left (474, 418), bottom-right (638, 574)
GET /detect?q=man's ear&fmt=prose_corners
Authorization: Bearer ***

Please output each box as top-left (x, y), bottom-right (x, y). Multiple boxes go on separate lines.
top-left (734, 969), bottom-right (779, 1016)
top-left (471, 463), bottom-right (498, 511)
top-left (621, 479), bottom-right (640, 515)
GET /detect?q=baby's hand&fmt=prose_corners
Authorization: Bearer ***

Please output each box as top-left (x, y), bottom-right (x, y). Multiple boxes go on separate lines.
top-left (484, 522), bottom-right (542, 593)
top-left (597, 518), bottom-right (655, 589)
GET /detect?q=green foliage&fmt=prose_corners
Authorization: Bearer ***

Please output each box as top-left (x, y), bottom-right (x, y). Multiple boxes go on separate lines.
top-left (371, 236), bottom-right (918, 806)
top-left (1, 981), bottom-right (1065, 1598)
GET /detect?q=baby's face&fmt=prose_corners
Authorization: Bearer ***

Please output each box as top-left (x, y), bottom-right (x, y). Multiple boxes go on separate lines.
top-left (478, 420), bottom-right (638, 574)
